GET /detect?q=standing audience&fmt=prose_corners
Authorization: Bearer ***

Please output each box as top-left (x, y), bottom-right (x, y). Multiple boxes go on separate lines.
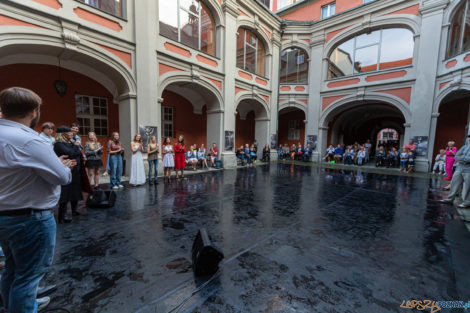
top-left (445, 141), bottom-right (457, 181)
top-left (162, 138), bottom-right (174, 181)
top-left (147, 136), bottom-right (159, 185)
top-left (84, 131), bottom-right (103, 189)
top-left (39, 122), bottom-right (55, 146)
top-left (108, 132), bottom-right (124, 190)
top-left (129, 134), bottom-right (146, 186)
top-left (54, 126), bottom-right (83, 222)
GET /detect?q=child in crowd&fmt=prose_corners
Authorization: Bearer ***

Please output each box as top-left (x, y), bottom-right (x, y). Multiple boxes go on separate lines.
top-left (399, 146), bottom-right (409, 172)
top-left (432, 149), bottom-right (446, 175)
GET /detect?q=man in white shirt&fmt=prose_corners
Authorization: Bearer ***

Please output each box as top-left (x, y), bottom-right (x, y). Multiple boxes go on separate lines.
top-left (0, 87), bottom-right (74, 313)
top-left (38, 122), bottom-right (55, 146)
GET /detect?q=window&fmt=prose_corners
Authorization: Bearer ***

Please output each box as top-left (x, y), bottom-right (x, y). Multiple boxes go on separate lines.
top-left (260, 0), bottom-right (270, 9)
top-left (447, 0), bottom-right (470, 58)
top-left (328, 28), bottom-right (414, 78)
top-left (162, 106), bottom-right (174, 138)
top-left (236, 27), bottom-right (266, 76)
top-left (280, 47), bottom-right (309, 84)
top-left (77, 0), bottom-right (123, 18)
top-left (159, 0), bottom-right (216, 56)
top-left (321, 2), bottom-right (335, 19)
top-left (75, 95), bottom-right (108, 136)
top-left (288, 120), bottom-right (301, 141)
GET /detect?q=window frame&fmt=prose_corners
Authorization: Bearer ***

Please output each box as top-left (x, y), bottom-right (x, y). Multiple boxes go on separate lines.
top-left (236, 27), bottom-right (267, 77)
top-left (446, 0), bottom-right (470, 59)
top-left (321, 2), bottom-right (336, 20)
top-left (280, 47), bottom-right (309, 85)
top-left (327, 27), bottom-right (414, 80)
top-left (75, 94), bottom-right (109, 137)
top-left (75, 0), bottom-right (127, 20)
top-left (162, 106), bottom-right (174, 139)
top-left (287, 120), bottom-right (301, 141)
top-left (159, 0), bottom-right (216, 57)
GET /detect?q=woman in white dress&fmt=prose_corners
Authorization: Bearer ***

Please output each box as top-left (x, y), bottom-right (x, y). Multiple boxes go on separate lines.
top-left (129, 134), bottom-right (146, 186)
top-left (162, 137), bottom-right (175, 182)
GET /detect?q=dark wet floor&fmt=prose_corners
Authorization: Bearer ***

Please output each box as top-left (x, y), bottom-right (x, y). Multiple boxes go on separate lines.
top-left (44, 164), bottom-right (470, 313)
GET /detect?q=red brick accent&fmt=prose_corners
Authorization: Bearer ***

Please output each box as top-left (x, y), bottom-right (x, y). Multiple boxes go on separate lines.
top-left (322, 94), bottom-right (349, 110)
top-left (376, 87), bottom-right (412, 104)
top-left (238, 70), bottom-right (252, 81)
top-left (262, 26), bottom-right (271, 38)
top-left (327, 78), bottom-right (360, 88)
top-left (445, 59), bottom-right (458, 69)
top-left (235, 87), bottom-right (247, 94)
top-left (32, 0), bottom-right (62, 9)
top-left (255, 77), bottom-right (268, 86)
top-left (196, 54), bottom-right (218, 67)
top-left (260, 95), bottom-right (270, 104)
top-left (159, 63), bottom-right (182, 76)
top-left (365, 70), bottom-right (407, 82)
top-left (326, 26), bottom-right (350, 42)
top-left (386, 4), bottom-right (419, 16)
top-left (294, 86), bottom-right (306, 91)
top-left (73, 7), bottom-right (122, 32)
top-left (439, 81), bottom-right (450, 90)
top-left (94, 43), bottom-right (132, 68)
top-left (204, 76), bottom-right (222, 91)
top-left (164, 42), bottom-right (191, 58)
top-left (238, 9), bottom-right (249, 17)
top-left (280, 86), bottom-right (291, 91)
top-left (0, 14), bottom-right (44, 28)
top-left (465, 54), bottom-right (470, 62)
top-left (299, 99), bottom-right (308, 105)
top-left (301, 39), bottom-right (310, 43)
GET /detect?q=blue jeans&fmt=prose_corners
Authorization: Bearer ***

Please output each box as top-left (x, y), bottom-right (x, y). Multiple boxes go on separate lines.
top-left (0, 210), bottom-right (56, 313)
top-left (109, 154), bottom-right (122, 187)
top-left (148, 159), bottom-right (158, 180)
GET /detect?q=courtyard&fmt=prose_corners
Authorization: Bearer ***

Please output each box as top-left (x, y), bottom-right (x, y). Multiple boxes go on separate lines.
top-left (43, 163), bottom-right (470, 313)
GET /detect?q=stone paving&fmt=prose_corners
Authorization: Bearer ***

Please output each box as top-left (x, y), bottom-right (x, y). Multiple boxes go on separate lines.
top-left (41, 163), bottom-right (470, 313)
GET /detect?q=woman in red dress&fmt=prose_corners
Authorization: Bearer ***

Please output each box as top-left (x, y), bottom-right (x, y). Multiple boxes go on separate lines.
top-left (174, 135), bottom-right (186, 179)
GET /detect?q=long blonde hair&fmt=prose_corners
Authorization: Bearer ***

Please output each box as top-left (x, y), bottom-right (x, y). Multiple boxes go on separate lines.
top-left (88, 131), bottom-right (98, 150)
top-left (55, 132), bottom-right (69, 144)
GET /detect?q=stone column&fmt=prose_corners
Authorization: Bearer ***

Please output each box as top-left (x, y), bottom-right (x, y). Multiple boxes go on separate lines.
top-left (409, 0), bottom-right (449, 171)
top-left (207, 109), bottom-right (224, 151)
top-left (135, 0), bottom-right (160, 138)
top-left (118, 94), bottom-right (137, 175)
top-left (270, 31), bottom-right (282, 160)
top-left (221, 0), bottom-right (239, 167)
top-left (307, 33), bottom-right (326, 162)
top-left (255, 117), bottom-right (270, 158)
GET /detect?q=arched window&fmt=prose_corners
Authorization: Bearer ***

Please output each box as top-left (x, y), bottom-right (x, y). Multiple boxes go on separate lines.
top-left (159, 0), bottom-right (216, 56)
top-left (236, 28), bottom-right (266, 77)
top-left (280, 47), bottom-right (309, 84)
top-left (447, 0), bottom-right (470, 58)
top-left (328, 28), bottom-right (414, 79)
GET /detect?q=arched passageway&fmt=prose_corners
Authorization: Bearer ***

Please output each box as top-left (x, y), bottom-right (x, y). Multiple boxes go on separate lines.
top-left (434, 90), bottom-right (470, 156)
top-left (325, 102), bottom-right (406, 155)
top-left (160, 81), bottom-right (222, 150)
top-left (235, 99), bottom-right (270, 155)
top-left (278, 107), bottom-right (306, 147)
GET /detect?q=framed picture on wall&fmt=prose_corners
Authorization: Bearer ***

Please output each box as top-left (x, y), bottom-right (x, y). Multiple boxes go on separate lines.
top-left (411, 136), bottom-right (428, 157)
top-left (307, 135), bottom-right (317, 150)
top-left (225, 131), bottom-right (234, 151)
top-left (139, 125), bottom-right (158, 151)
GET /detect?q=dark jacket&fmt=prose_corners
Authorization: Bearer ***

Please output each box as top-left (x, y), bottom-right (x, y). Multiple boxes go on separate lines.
top-left (54, 141), bottom-right (83, 203)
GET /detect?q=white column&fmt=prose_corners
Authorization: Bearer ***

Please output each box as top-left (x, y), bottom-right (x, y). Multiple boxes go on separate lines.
top-left (409, 0), bottom-right (448, 172)
top-left (270, 31), bottom-right (282, 160)
top-left (207, 109), bottom-right (224, 151)
top-left (255, 118), bottom-right (270, 158)
top-left (307, 33), bottom-right (326, 161)
top-left (118, 94), bottom-right (137, 175)
top-left (221, 1), bottom-right (239, 167)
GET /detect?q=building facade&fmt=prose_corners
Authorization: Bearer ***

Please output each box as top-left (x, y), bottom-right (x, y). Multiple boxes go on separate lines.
top-left (0, 0), bottom-right (468, 172)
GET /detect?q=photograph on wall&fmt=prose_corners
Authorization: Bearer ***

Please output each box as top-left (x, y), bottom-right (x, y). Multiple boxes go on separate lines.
top-left (307, 135), bottom-right (317, 150)
top-left (139, 125), bottom-right (158, 151)
top-left (411, 136), bottom-right (428, 157)
top-left (225, 131), bottom-right (234, 151)
top-left (270, 134), bottom-right (278, 149)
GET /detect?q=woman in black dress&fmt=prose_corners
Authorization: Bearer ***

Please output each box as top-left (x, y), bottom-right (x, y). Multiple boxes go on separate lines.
top-left (54, 126), bottom-right (83, 223)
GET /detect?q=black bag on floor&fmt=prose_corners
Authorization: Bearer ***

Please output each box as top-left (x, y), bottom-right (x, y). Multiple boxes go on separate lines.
top-left (86, 190), bottom-right (116, 208)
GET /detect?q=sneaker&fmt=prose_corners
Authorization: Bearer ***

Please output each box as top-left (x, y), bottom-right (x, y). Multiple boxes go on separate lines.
top-left (439, 199), bottom-right (453, 204)
top-left (118, 185), bottom-right (124, 188)
top-left (37, 297), bottom-right (50, 311)
top-left (457, 204), bottom-right (470, 209)
top-left (112, 186), bottom-right (119, 190)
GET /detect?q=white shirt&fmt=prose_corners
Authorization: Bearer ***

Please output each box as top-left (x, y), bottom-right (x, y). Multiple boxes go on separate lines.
top-left (0, 119), bottom-right (72, 211)
top-left (39, 132), bottom-right (55, 145)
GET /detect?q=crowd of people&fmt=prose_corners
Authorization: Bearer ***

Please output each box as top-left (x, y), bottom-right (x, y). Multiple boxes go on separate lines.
top-left (235, 143), bottom-right (270, 165)
top-left (276, 143), bottom-right (314, 162)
